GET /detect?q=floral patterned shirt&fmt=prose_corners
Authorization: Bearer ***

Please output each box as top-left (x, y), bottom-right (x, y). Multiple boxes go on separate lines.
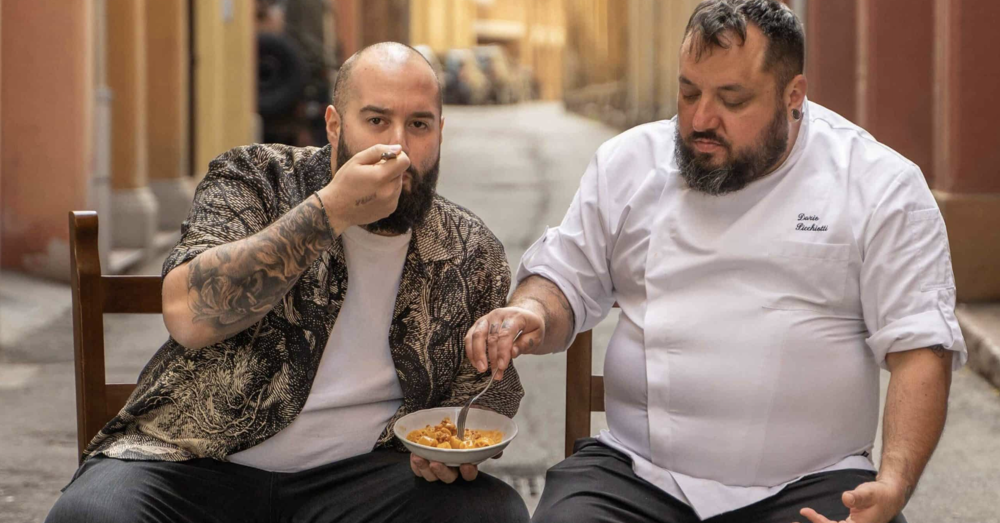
top-left (84, 144), bottom-right (523, 462)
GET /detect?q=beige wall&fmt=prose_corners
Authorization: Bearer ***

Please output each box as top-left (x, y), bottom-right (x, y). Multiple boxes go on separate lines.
top-left (107, 0), bottom-right (148, 191)
top-left (410, 0), bottom-right (475, 52)
top-left (1, 0), bottom-right (94, 275)
top-left (146, 0), bottom-right (190, 182)
top-left (193, 0), bottom-right (256, 177)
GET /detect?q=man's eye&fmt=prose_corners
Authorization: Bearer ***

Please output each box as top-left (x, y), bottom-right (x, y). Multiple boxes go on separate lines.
top-left (412, 121), bottom-right (428, 129)
top-left (682, 93), bottom-right (700, 102)
top-left (723, 100), bottom-right (747, 109)
top-left (368, 117), bottom-right (384, 125)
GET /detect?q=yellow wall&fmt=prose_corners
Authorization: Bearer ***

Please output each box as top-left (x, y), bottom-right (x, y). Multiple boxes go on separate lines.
top-left (193, 0), bottom-right (256, 178)
top-left (146, 0), bottom-right (190, 182)
top-left (410, 0), bottom-right (475, 52)
top-left (476, 0), bottom-right (566, 100)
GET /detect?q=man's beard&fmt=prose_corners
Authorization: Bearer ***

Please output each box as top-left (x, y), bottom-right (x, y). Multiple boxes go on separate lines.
top-left (675, 103), bottom-right (788, 196)
top-left (336, 133), bottom-right (439, 235)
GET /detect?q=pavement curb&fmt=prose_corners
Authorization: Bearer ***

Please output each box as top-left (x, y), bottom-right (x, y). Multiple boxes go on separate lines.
top-left (956, 304), bottom-right (1000, 390)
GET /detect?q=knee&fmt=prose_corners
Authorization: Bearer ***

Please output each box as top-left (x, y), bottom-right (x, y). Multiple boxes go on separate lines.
top-left (414, 474), bottom-right (529, 523)
top-left (470, 475), bottom-right (529, 522)
top-left (46, 492), bottom-right (129, 523)
top-left (530, 502), bottom-right (577, 523)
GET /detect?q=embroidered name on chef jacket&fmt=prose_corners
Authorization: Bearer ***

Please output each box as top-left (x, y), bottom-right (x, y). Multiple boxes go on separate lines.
top-left (796, 213), bottom-right (828, 232)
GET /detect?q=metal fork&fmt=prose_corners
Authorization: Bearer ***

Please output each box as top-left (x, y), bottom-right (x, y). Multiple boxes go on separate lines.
top-left (456, 329), bottom-right (522, 440)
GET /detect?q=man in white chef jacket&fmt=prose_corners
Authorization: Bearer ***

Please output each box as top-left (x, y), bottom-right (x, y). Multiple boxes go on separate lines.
top-left (466, 1), bottom-right (966, 522)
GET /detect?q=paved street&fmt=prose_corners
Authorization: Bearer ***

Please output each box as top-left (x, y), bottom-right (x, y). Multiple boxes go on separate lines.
top-left (1, 102), bottom-right (998, 522)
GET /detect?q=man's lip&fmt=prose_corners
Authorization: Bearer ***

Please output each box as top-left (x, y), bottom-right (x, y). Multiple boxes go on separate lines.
top-left (692, 139), bottom-right (723, 152)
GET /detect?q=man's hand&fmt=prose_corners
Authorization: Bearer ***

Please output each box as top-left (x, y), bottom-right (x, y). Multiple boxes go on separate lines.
top-left (409, 454), bottom-right (479, 484)
top-left (798, 478), bottom-right (907, 523)
top-left (317, 144), bottom-right (411, 236)
top-left (465, 307), bottom-right (545, 381)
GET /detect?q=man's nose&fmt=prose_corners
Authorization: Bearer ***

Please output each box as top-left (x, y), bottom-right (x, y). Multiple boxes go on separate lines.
top-left (388, 123), bottom-right (408, 152)
top-left (691, 99), bottom-right (719, 132)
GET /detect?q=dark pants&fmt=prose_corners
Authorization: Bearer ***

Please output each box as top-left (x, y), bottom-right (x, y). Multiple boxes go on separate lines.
top-left (46, 451), bottom-right (528, 523)
top-left (532, 439), bottom-right (908, 523)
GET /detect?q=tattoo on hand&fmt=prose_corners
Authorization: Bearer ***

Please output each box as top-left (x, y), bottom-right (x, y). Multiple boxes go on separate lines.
top-left (355, 193), bottom-right (377, 206)
top-left (489, 323), bottom-right (499, 335)
top-left (501, 318), bottom-right (512, 330)
top-left (186, 196), bottom-right (334, 336)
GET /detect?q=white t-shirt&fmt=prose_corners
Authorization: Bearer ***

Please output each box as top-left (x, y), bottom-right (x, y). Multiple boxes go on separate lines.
top-left (229, 226), bottom-right (411, 472)
top-left (517, 100), bottom-right (967, 519)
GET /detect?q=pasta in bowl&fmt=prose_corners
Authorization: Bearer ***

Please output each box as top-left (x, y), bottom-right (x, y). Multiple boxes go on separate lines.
top-left (394, 407), bottom-right (518, 467)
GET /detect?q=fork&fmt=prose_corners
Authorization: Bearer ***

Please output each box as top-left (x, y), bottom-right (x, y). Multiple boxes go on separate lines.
top-left (456, 329), bottom-right (522, 440)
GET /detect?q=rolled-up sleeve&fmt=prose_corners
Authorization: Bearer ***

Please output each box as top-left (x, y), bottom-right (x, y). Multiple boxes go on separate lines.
top-left (162, 147), bottom-right (271, 280)
top-left (860, 166), bottom-right (967, 370)
top-left (516, 151), bottom-right (617, 340)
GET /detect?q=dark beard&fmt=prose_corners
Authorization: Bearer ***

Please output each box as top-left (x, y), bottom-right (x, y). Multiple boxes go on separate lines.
top-left (675, 104), bottom-right (788, 196)
top-left (336, 133), bottom-right (439, 235)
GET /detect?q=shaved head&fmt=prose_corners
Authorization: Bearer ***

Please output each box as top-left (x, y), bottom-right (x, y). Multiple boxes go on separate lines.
top-left (332, 42), bottom-right (442, 118)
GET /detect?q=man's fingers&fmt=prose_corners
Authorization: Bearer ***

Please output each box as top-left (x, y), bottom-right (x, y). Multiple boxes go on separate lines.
top-left (352, 144), bottom-right (403, 166)
top-left (486, 320), bottom-right (501, 374)
top-left (843, 483), bottom-right (877, 509)
top-left (412, 455), bottom-right (438, 482)
top-left (799, 507), bottom-right (835, 523)
top-left (469, 320), bottom-right (489, 373)
top-left (459, 464), bottom-right (478, 482)
top-left (429, 462), bottom-right (458, 484)
top-left (410, 454), bottom-right (423, 477)
top-left (376, 151), bottom-right (410, 183)
top-left (496, 318), bottom-right (525, 372)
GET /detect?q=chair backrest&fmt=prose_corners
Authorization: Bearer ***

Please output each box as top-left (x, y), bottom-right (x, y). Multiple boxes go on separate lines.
top-left (69, 211), bottom-right (161, 463)
top-left (564, 329), bottom-right (604, 457)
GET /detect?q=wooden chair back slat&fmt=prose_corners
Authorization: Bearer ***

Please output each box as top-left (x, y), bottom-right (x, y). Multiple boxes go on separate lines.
top-left (69, 211), bottom-right (149, 463)
top-left (105, 384), bottom-right (137, 419)
top-left (103, 276), bottom-right (162, 314)
top-left (565, 330), bottom-right (604, 457)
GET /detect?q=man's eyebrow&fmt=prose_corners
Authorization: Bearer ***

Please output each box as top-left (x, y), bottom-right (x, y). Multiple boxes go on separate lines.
top-left (360, 105), bottom-right (391, 115)
top-left (411, 111), bottom-right (436, 120)
top-left (679, 77), bottom-right (749, 94)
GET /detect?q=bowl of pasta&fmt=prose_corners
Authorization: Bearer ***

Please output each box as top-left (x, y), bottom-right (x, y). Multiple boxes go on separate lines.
top-left (393, 406), bottom-right (518, 467)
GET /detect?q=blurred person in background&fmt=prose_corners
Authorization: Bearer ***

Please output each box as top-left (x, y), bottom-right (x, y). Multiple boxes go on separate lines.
top-left (45, 42), bottom-right (528, 523)
top-left (469, 1), bottom-right (964, 522)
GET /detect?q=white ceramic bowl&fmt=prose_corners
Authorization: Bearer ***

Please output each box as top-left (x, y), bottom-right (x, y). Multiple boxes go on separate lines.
top-left (393, 406), bottom-right (518, 467)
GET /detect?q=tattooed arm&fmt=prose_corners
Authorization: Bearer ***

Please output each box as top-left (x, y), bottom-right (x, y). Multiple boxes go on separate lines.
top-left (162, 195), bottom-right (335, 349)
top-left (163, 143), bottom-right (411, 350)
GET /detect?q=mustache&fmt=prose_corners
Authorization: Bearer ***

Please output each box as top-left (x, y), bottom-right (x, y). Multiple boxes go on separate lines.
top-left (687, 130), bottom-right (730, 149)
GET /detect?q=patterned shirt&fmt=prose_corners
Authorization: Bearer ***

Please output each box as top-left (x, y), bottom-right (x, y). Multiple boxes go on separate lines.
top-left (84, 143), bottom-right (524, 462)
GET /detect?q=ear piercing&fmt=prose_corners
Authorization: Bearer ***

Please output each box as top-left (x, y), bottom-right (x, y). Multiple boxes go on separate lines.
top-left (792, 109), bottom-right (802, 121)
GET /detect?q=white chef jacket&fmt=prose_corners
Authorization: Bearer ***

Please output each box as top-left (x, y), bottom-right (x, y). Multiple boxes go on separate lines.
top-left (517, 100), bottom-right (967, 519)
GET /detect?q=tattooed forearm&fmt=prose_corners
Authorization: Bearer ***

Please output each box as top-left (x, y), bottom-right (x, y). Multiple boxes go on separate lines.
top-left (509, 275), bottom-right (576, 353)
top-left (185, 194), bottom-right (335, 340)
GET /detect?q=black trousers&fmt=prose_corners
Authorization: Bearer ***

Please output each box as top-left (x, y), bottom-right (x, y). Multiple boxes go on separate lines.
top-left (46, 451), bottom-right (528, 523)
top-left (532, 439), bottom-right (909, 523)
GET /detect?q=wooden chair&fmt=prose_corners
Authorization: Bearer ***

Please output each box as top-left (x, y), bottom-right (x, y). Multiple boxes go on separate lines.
top-left (564, 329), bottom-right (604, 457)
top-left (69, 211), bottom-right (160, 463)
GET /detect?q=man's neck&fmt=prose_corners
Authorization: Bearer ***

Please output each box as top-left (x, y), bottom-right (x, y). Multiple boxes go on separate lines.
top-left (765, 118), bottom-right (804, 176)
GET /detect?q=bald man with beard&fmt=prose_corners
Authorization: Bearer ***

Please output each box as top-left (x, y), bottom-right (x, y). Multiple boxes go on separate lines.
top-left (46, 43), bottom-right (528, 523)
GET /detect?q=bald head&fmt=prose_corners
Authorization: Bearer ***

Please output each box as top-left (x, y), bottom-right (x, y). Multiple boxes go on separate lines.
top-left (332, 42), bottom-right (443, 118)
